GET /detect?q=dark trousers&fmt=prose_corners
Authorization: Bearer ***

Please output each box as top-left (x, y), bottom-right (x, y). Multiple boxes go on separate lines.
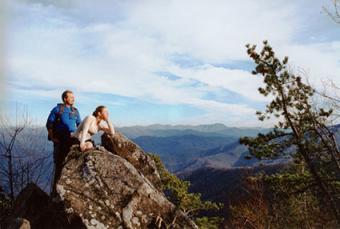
top-left (50, 137), bottom-right (96, 196)
top-left (51, 140), bottom-right (71, 196)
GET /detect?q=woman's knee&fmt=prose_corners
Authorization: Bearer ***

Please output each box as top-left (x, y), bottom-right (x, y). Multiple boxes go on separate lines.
top-left (85, 141), bottom-right (94, 150)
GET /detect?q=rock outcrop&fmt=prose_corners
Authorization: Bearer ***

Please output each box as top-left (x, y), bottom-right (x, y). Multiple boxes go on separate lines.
top-left (5, 218), bottom-right (31, 229)
top-left (53, 132), bottom-right (198, 229)
top-left (101, 132), bottom-right (162, 190)
top-left (3, 183), bottom-right (84, 229)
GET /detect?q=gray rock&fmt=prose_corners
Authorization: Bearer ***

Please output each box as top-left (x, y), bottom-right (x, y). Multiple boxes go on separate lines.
top-left (6, 218), bottom-right (31, 229)
top-left (56, 132), bottom-right (198, 228)
top-left (6, 132), bottom-right (198, 229)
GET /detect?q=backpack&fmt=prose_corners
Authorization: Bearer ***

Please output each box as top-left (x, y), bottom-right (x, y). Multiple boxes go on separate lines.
top-left (48, 103), bottom-right (78, 141)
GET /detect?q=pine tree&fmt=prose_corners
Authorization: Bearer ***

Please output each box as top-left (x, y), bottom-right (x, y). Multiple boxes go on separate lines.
top-left (240, 40), bottom-right (340, 222)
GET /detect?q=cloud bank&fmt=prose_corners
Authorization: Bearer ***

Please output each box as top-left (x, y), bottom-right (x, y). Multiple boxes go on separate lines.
top-left (4, 0), bottom-right (340, 127)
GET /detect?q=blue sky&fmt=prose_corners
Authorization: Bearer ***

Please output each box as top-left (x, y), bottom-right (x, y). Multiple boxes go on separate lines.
top-left (1, 0), bottom-right (340, 127)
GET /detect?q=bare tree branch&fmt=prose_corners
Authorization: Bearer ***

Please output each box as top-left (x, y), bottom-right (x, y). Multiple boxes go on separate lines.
top-left (323, 0), bottom-right (340, 23)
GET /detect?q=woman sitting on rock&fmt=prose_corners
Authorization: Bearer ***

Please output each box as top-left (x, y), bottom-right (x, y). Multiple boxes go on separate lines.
top-left (71, 105), bottom-right (116, 152)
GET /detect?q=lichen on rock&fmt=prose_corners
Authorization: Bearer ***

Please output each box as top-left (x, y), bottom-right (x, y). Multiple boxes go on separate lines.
top-left (4, 132), bottom-right (198, 229)
top-left (54, 132), bottom-right (198, 229)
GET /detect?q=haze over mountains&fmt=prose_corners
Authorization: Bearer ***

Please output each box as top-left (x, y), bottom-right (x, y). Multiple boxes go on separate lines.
top-left (3, 122), bottom-right (339, 219)
top-left (119, 123), bottom-right (269, 139)
top-left (1, 123), bottom-right (278, 176)
top-left (0, 122), bottom-right (293, 197)
top-left (119, 123), bottom-right (279, 173)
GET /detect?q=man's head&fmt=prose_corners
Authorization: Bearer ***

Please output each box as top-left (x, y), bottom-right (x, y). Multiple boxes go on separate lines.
top-left (61, 90), bottom-right (75, 106)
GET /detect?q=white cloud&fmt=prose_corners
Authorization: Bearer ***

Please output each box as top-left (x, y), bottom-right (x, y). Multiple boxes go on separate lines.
top-left (4, 0), bottom-right (340, 126)
top-left (281, 41), bottom-right (340, 87)
top-left (164, 64), bottom-right (268, 102)
top-left (124, 0), bottom-right (298, 62)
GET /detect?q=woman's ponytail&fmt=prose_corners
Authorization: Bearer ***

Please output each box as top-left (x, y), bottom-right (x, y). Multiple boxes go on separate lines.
top-left (92, 105), bottom-right (106, 117)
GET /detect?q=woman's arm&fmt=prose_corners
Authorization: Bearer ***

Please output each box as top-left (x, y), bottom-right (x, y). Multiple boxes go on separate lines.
top-left (107, 119), bottom-right (116, 135)
top-left (99, 119), bottom-right (116, 135)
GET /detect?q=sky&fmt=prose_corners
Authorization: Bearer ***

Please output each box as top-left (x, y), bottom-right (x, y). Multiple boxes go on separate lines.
top-left (1, 0), bottom-right (340, 127)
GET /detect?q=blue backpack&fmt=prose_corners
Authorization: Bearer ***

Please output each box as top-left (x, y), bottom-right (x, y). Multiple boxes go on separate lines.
top-left (47, 103), bottom-right (78, 141)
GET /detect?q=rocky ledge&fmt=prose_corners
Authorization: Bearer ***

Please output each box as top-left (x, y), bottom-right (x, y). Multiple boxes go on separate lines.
top-left (4, 132), bottom-right (198, 229)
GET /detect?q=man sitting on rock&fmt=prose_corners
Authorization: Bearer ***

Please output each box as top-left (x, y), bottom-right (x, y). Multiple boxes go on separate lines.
top-left (46, 90), bottom-right (81, 197)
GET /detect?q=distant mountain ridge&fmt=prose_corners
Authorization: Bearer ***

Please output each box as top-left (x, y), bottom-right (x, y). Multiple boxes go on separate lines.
top-left (132, 134), bottom-right (238, 172)
top-left (0, 123), bottom-right (274, 181)
top-left (2, 123), bottom-right (339, 199)
top-left (117, 123), bottom-right (270, 139)
top-left (122, 123), bottom-right (272, 172)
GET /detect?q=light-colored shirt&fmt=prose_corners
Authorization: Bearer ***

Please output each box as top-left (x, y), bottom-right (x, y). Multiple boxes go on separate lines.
top-left (72, 115), bottom-right (115, 145)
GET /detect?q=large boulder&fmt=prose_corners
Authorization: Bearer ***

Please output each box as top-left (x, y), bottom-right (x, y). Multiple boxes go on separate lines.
top-left (55, 132), bottom-right (198, 229)
top-left (11, 183), bottom-right (49, 223)
top-left (101, 132), bottom-right (162, 190)
top-left (4, 183), bottom-right (83, 229)
top-left (5, 218), bottom-right (31, 229)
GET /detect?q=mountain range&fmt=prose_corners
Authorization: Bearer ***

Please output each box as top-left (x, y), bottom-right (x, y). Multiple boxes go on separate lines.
top-left (121, 123), bottom-right (279, 173)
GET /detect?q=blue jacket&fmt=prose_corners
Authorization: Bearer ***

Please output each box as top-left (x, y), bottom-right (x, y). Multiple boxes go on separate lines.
top-left (46, 103), bottom-right (81, 141)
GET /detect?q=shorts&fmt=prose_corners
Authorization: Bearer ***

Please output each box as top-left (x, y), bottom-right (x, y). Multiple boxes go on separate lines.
top-left (69, 137), bottom-right (96, 147)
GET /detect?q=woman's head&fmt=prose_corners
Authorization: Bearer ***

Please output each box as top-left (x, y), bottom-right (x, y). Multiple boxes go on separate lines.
top-left (92, 105), bottom-right (109, 120)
